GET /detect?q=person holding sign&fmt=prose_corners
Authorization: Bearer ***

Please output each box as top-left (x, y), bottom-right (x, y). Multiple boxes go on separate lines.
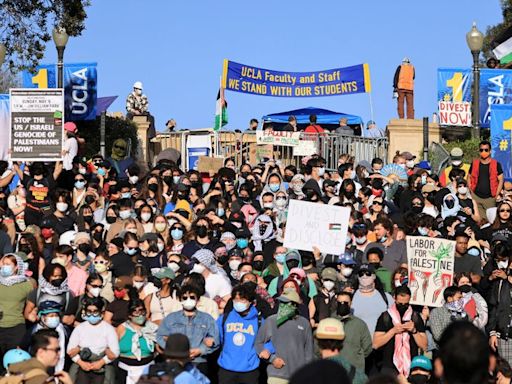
top-left (373, 285), bottom-right (427, 377)
top-left (14, 161), bottom-right (63, 226)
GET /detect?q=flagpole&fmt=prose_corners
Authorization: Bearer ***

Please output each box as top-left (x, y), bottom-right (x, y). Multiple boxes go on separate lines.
top-left (368, 91), bottom-right (375, 124)
top-left (215, 76), bottom-right (222, 157)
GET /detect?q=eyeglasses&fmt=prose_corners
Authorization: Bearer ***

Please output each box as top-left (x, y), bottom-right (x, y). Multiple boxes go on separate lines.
top-left (43, 347), bottom-right (61, 353)
top-left (89, 284), bottom-right (102, 289)
top-left (500, 209), bottom-right (511, 213)
top-left (181, 295), bottom-right (197, 301)
top-left (479, 148), bottom-right (490, 152)
top-left (358, 271), bottom-right (372, 277)
top-left (75, 179), bottom-right (85, 182)
top-left (126, 247), bottom-right (138, 251)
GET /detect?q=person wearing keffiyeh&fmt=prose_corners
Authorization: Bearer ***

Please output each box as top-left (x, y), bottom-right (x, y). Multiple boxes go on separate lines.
top-left (373, 286), bottom-right (427, 377)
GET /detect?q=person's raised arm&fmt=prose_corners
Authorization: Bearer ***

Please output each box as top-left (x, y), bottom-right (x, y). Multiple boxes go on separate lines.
top-left (53, 161), bottom-right (63, 180)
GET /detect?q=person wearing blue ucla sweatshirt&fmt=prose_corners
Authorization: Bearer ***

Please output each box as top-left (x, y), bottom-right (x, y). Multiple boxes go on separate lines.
top-left (217, 284), bottom-right (263, 384)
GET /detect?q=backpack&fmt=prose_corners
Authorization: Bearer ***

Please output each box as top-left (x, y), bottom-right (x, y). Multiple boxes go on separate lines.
top-left (0, 368), bottom-right (48, 384)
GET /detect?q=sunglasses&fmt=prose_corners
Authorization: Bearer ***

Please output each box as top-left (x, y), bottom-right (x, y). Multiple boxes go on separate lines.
top-left (358, 271), bottom-right (372, 277)
top-left (373, 201), bottom-right (383, 206)
top-left (182, 295), bottom-right (197, 301)
top-left (89, 284), bottom-right (102, 289)
top-left (75, 179), bottom-right (85, 182)
top-left (479, 148), bottom-right (490, 152)
top-left (500, 209), bottom-right (511, 213)
top-left (84, 310), bottom-right (101, 316)
top-left (353, 223), bottom-right (367, 229)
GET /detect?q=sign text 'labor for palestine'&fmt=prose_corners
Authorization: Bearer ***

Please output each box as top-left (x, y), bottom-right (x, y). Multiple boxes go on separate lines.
top-left (10, 89), bottom-right (64, 161)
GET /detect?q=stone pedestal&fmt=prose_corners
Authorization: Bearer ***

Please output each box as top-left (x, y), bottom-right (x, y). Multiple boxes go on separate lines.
top-left (386, 119), bottom-right (441, 163)
top-left (133, 115), bottom-right (150, 164)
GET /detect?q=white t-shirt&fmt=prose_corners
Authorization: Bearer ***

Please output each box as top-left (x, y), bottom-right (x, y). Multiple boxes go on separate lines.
top-left (205, 273), bottom-right (232, 300)
top-left (63, 137), bottom-right (78, 170)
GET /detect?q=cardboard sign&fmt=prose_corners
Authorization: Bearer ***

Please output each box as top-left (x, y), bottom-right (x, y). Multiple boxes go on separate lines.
top-left (198, 156), bottom-right (225, 173)
top-left (293, 140), bottom-right (318, 156)
top-left (283, 199), bottom-right (350, 255)
top-left (256, 130), bottom-right (300, 146)
top-left (10, 88), bottom-right (64, 161)
top-left (407, 236), bottom-right (455, 307)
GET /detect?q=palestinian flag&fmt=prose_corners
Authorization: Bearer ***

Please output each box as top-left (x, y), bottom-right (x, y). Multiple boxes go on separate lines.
top-left (214, 88), bottom-right (228, 131)
top-left (493, 26), bottom-right (512, 65)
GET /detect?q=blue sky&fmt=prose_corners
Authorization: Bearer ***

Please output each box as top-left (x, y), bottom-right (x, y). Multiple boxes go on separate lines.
top-left (40, 0), bottom-right (501, 132)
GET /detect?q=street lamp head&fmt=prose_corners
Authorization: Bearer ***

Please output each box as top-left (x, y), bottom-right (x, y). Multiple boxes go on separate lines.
top-left (466, 21), bottom-right (484, 53)
top-left (0, 43), bottom-right (6, 65)
top-left (52, 27), bottom-right (69, 49)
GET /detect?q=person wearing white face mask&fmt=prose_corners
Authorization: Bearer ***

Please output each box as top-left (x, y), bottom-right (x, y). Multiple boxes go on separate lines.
top-left (455, 178), bottom-right (481, 224)
top-left (191, 249), bottom-right (232, 308)
top-left (75, 273), bottom-right (109, 323)
top-left (439, 147), bottom-right (470, 187)
top-left (156, 285), bottom-right (219, 373)
top-left (310, 268), bottom-right (339, 328)
top-left (106, 199), bottom-right (144, 242)
top-left (22, 301), bottom-right (67, 373)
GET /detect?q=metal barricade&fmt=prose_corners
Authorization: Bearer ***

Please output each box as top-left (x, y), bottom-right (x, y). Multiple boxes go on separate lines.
top-left (153, 130), bottom-right (388, 171)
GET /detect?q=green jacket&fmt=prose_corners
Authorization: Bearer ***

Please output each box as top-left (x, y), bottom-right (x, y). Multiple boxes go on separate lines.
top-left (335, 314), bottom-right (373, 370)
top-left (328, 353), bottom-right (368, 384)
top-left (375, 267), bottom-right (392, 293)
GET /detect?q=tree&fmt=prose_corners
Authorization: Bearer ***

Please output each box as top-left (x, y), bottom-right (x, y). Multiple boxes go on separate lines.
top-left (0, 69), bottom-right (20, 93)
top-left (0, 0), bottom-right (91, 72)
top-left (483, 0), bottom-right (512, 60)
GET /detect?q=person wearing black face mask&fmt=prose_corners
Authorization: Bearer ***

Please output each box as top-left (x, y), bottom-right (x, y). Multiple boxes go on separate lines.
top-left (407, 355), bottom-right (433, 384)
top-left (302, 179), bottom-right (323, 203)
top-left (373, 286), bottom-right (427, 376)
top-left (25, 264), bottom-right (79, 326)
top-left (181, 219), bottom-right (219, 258)
top-left (332, 291), bottom-right (372, 371)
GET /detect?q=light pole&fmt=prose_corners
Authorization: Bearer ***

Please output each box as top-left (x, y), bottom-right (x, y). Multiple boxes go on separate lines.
top-left (0, 43), bottom-right (6, 66)
top-left (466, 22), bottom-right (484, 139)
top-left (52, 27), bottom-right (69, 88)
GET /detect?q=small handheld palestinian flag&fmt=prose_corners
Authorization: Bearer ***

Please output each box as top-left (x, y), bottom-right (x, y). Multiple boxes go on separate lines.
top-left (329, 223), bottom-right (342, 231)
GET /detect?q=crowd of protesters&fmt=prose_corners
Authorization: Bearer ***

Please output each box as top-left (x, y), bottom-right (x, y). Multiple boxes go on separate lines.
top-left (0, 128), bottom-right (511, 384)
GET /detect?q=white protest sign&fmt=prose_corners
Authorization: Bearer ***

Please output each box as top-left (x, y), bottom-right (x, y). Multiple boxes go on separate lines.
top-left (293, 140), bottom-right (317, 156)
top-left (10, 89), bottom-right (64, 161)
top-left (283, 199), bottom-right (350, 255)
top-left (256, 130), bottom-right (300, 146)
top-left (407, 236), bottom-right (455, 307)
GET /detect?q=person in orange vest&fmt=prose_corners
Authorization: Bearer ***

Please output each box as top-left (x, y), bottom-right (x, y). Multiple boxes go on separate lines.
top-left (439, 147), bottom-right (471, 187)
top-left (468, 140), bottom-right (504, 221)
top-left (393, 58), bottom-right (415, 119)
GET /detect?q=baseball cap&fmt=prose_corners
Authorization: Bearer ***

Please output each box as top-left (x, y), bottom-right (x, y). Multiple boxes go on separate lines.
top-left (358, 264), bottom-right (375, 275)
top-left (315, 318), bottom-right (345, 340)
top-left (324, 179), bottom-right (337, 187)
top-left (450, 147), bottom-right (464, 160)
top-left (278, 290), bottom-right (301, 304)
top-left (400, 151), bottom-right (416, 161)
top-left (64, 122), bottom-right (77, 133)
top-left (153, 267), bottom-right (175, 280)
top-left (410, 355), bottom-right (432, 372)
top-left (338, 252), bottom-right (356, 266)
top-left (321, 267), bottom-right (338, 282)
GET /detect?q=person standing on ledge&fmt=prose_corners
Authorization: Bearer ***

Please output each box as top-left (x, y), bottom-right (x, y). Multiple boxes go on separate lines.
top-left (393, 58), bottom-right (415, 120)
top-left (126, 81), bottom-right (156, 161)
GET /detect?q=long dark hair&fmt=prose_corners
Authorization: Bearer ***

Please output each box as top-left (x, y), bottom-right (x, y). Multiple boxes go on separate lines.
top-left (492, 201), bottom-right (512, 230)
top-left (21, 233), bottom-right (43, 280)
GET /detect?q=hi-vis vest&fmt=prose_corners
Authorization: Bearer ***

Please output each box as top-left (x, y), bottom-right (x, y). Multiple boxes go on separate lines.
top-left (398, 64), bottom-right (414, 91)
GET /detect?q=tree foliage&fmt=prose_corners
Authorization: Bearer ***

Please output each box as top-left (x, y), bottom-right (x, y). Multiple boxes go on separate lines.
top-left (0, 0), bottom-right (90, 73)
top-left (0, 69), bottom-right (21, 94)
top-left (483, 0), bottom-right (512, 59)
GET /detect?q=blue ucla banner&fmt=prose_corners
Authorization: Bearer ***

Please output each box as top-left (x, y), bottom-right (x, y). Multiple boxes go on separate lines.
top-left (437, 68), bottom-right (472, 103)
top-left (480, 69), bottom-right (512, 129)
top-left (22, 64), bottom-right (57, 89)
top-left (22, 62), bottom-right (97, 121)
top-left (490, 104), bottom-right (512, 182)
top-left (63, 63), bottom-right (97, 121)
top-left (222, 60), bottom-right (371, 97)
